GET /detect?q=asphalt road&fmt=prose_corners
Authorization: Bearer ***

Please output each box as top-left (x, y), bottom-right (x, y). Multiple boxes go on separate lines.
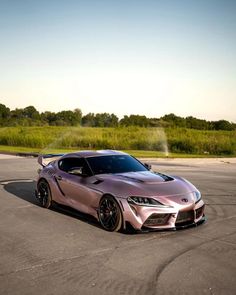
top-left (0, 155), bottom-right (236, 295)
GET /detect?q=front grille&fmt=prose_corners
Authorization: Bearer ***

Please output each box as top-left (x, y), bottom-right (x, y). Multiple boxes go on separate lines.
top-left (196, 205), bottom-right (205, 219)
top-left (144, 213), bottom-right (170, 226)
top-left (176, 210), bottom-right (194, 226)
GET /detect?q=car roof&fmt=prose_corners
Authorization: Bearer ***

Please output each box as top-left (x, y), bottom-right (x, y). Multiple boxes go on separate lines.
top-left (61, 150), bottom-right (128, 159)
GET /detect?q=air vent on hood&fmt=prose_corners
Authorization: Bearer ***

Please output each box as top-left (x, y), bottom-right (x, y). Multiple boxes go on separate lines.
top-left (93, 179), bottom-right (104, 185)
top-left (154, 172), bottom-right (174, 182)
top-left (116, 175), bottom-right (143, 183)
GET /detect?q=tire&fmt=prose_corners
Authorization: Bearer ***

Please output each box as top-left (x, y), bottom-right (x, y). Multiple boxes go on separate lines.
top-left (98, 195), bottom-right (123, 232)
top-left (37, 179), bottom-right (52, 209)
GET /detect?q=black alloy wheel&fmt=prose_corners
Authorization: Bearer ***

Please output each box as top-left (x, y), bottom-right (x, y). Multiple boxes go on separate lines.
top-left (37, 179), bottom-right (52, 208)
top-left (99, 196), bottom-right (122, 232)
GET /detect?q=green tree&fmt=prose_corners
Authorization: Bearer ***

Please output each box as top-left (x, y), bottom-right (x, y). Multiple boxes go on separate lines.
top-left (41, 111), bottom-right (57, 125)
top-left (56, 109), bottom-right (82, 126)
top-left (23, 106), bottom-right (40, 120)
top-left (82, 113), bottom-right (96, 126)
top-left (186, 116), bottom-right (210, 130)
top-left (0, 103), bottom-right (10, 125)
top-left (82, 113), bottom-right (118, 127)
top-left (212, 120), bottom-right (234, 131)
top-left (94, 113), bottom-right (119, 127)
top-left (73, 108), bottom-right (82, 124)
top-left (9, 106), bottom-right (41, 126)
top-left (120, 115), bottom-right (149, 127)
top-left (161, 113), bottom-right (186, 128)
top-left (9, 108), bottom-right (25, 125)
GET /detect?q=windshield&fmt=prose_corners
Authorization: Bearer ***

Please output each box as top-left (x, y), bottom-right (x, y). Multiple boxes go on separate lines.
top-left (86, 155), bottom-right (148, 175)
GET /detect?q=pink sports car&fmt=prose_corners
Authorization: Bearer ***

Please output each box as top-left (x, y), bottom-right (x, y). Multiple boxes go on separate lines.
top-left (35, 150), bottom-right (205, 232)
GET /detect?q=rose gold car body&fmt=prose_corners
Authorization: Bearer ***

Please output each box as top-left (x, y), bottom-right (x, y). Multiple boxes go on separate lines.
top-left (36, 150), bottom-right (205, 231)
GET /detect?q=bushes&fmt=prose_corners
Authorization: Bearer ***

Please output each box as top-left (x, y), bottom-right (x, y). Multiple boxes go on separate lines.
top-left (169, 139), bottom-right (196, 154)
top-left (0, 126), bottom-right (235, 156)
top-left (166, 128), bottom-right (236, 155)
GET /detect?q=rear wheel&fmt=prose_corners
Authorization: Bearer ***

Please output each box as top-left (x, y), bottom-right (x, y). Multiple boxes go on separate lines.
top-left (99, 196), bottom-right (122, 232)
top-left (37, 179), bottom-right (52, 208)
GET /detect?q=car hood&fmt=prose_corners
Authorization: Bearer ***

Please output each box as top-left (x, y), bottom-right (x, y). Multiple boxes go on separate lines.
top-left (114, 171), bottom-right (172, 184)
top-left (91, 171), bottom-right (197, 202)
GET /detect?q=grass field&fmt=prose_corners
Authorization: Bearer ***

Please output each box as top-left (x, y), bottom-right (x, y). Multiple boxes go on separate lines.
top-left (0, 126), bottom-right (235, 157)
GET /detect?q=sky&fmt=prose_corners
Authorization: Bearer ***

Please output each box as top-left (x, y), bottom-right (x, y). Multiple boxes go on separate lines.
top-left (0, 0), bottom-right (235, 121)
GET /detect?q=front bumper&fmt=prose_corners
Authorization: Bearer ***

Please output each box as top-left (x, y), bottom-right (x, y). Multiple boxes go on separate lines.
top-left (118, 198), bottom-right (205, 231)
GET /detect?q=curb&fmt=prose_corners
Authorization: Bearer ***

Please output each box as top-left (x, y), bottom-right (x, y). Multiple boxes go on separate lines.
top-left (0, 151), bottom-right (39, 158)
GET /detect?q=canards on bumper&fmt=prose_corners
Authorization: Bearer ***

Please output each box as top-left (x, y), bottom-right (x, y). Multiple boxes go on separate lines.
top-left (37, 166), bottom-right (205, 231)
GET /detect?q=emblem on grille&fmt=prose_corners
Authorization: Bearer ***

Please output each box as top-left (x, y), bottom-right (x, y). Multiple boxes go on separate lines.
top-left (181, 198), bottom-right (188, 203)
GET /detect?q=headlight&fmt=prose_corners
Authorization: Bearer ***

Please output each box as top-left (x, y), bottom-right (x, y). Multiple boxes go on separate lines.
top-left (194, 191), bottom-right (201, 203)
top-left (127, 196), bottom-right (172, 208)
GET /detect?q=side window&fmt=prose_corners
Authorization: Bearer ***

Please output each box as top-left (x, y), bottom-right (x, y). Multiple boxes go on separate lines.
top-left (58, 157), bottom-right (92, 176)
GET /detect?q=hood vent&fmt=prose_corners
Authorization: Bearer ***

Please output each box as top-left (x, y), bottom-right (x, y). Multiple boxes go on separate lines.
top-left (93, 179), bottom-right (104, 185)
top-left (154, 172), bottom-right (174, 182)
top-left (116, 175), bottom-right (143, 183)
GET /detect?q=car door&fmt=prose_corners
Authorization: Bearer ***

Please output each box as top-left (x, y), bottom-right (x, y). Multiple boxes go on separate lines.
top-left (56, 157), bottom-right (100, 214)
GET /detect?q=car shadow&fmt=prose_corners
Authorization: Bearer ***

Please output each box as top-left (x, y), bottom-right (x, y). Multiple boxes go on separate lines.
top-left (2, 179), bottom-right (136, 234)
top-left (1, 179), bottom-right (38, 205)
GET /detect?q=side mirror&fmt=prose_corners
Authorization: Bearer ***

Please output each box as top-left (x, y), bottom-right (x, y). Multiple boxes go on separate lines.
top-left (144, 163), bottom-right (152, 170)
top-left (68, 167), bottom-right (87, 177)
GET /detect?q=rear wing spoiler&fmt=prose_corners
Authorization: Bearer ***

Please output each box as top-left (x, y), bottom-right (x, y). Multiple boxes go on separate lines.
top-left (38, 154), bottom-right (64, 167)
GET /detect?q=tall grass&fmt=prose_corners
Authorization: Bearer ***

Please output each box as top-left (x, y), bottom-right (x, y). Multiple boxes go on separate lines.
top-left (0, 126), bottom-right (235, 155)
top-left (167, 128), bottom-right (236, 155)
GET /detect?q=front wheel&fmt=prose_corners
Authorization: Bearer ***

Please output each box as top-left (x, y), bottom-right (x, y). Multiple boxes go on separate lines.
top-left (98, 196), bottom-right (122, 232)
top-left (37, 179), bottom-right (52, 208)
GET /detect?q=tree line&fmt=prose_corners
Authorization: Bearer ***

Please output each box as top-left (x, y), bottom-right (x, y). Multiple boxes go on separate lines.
top-left (0, 103), bottom-right (235, 131)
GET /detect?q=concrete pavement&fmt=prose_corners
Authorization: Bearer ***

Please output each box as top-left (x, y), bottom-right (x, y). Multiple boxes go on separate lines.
top-left (0, 155), bottom-right (236, 295)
